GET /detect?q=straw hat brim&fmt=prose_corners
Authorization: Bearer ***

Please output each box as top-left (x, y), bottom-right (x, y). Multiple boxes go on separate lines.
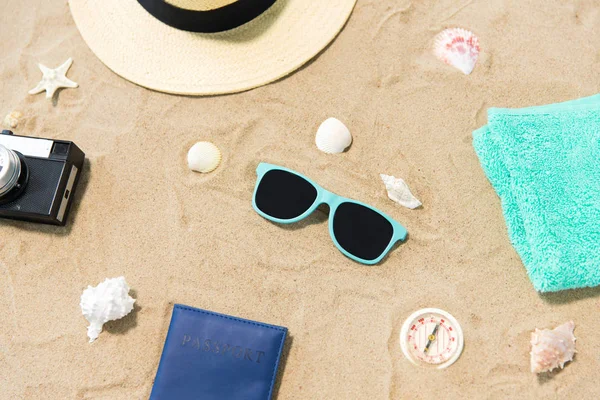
top-left (69, 0), bottom-right (357, 95)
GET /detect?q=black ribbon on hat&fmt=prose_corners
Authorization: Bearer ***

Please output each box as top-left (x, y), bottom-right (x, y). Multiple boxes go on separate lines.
top-left (137, 0), bottom-right (276, 33)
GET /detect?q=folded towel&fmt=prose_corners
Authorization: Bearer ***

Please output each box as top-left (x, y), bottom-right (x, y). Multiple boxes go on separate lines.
top-left (473, 95), bottom-right (600, 292)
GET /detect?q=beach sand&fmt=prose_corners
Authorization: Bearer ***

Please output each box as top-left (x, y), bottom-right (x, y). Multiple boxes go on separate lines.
top-left (1, 0), bottom-right (599, 398)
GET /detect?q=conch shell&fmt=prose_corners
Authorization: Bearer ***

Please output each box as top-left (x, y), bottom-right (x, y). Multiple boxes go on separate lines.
top-left (380, 174), bottom-right (422, 209)
top-left (530, 321), bottom-right (576, 374)
top-left (80, 277), bottom-right (135, 343)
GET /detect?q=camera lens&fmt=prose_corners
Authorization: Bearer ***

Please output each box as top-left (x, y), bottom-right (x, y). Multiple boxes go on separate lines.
top-left (0, 144), bottom-right (27, 201)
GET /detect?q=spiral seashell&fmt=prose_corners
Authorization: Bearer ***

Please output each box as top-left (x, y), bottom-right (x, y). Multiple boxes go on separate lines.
top-left (530, 321), bottom-right (576, 374)
top-left (380, 174), bottom-right (422, 209)
top-left (80, 277), bottom-right (135, 343)
top-left (187, 141), bottom-right (222, 173)
top-left (315, 117), bottom-right (352, 154)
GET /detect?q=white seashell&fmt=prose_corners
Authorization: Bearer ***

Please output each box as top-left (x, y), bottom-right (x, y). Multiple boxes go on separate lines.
top-left (433, 28), bottom-right (480, 75)
top-left (80, 277), bottom-right (136, 343)
top-left (530, 321), bottom-right (576, 374)
top-left (187, 141), bottom-right (221, 173)
top-left (3, 111), bottom-right (22, 128)
top-left (380, 174), bottom-right (422, 209)
top-left (315, 117), bottom-right (352, 154)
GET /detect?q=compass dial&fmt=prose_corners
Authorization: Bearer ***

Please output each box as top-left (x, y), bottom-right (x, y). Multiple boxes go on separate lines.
top-left (400, 308), bottom-right (463, 369)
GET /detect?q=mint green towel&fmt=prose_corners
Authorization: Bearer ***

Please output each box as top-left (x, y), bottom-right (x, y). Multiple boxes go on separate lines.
top-left (473, 95), bottom-right (600, 292)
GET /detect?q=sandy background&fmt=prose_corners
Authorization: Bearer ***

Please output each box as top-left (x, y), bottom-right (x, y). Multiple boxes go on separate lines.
top-left (1, 0), bottom-right (599, 399)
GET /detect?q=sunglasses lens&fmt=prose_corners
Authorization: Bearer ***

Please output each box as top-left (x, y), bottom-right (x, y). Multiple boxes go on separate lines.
top-left (255, 169), bottom-right (318, 220)
top-left (333, 202), bottom-right (394, 261)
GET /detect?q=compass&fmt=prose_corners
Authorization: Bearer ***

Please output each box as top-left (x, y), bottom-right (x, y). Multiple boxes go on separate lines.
top-left (399, 308), bottom-right (464, 369)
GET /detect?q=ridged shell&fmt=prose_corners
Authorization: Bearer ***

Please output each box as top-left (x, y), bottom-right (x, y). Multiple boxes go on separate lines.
top-left (315, 118), bottom-right (352, 154)
top-left (433, 28), bottom-right (480, 75)
top-left (80, 277), bottom-right (135, 343)
top-left (530, 321), bottom-right (576, 374)
top-left (187, 141), bottom-right (221, 173)
top-left (380, 174), bottom-right (422, 209)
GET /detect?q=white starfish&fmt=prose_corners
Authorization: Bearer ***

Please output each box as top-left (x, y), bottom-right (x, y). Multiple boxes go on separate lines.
top-left (29, 58), bottom-right (78, 99)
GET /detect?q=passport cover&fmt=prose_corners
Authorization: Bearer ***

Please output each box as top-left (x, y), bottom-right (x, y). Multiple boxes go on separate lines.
top-left (150, 304), bottom-right (288, 400)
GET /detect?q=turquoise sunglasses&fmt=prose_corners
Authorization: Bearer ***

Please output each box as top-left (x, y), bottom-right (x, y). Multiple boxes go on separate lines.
top-left (252, 163), bottom-right (408, 264)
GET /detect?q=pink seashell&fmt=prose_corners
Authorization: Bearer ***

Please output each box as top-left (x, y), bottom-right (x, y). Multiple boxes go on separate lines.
top-left (433, 28), bottom-right (480, 75)
top-left (530, 321), bottom-right (576, 374)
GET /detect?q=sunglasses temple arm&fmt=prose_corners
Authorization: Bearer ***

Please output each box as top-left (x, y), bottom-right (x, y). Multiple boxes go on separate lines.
top-left (397, 226), bottom-right (408, 241)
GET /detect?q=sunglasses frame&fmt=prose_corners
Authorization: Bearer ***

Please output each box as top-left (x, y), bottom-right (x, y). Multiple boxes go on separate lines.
top-left (252, 163), bottom-right (408, 265)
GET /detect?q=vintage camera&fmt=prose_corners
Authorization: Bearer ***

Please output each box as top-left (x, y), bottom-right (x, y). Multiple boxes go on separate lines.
top-left (0, 130), bottom-right (85, 225)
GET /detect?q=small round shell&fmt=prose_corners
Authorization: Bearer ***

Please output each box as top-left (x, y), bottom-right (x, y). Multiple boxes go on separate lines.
top-left (187, 142), bottom-right (222, 173)
top-left (3, 111), bottom-right (23, 128)
top-left (315, 117), bottom-right (352, 154)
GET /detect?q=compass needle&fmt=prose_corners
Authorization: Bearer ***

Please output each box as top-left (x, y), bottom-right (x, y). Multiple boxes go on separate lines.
top-left (423, 324), bottom-right (439, 353)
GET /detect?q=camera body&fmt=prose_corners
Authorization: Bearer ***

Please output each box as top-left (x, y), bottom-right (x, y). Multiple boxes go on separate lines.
top-left (0, 130), bottom-right (85, 225)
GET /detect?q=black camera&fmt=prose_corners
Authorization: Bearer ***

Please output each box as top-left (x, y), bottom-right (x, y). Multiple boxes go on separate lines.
top-left (0, 130), bottom-right (85, 225)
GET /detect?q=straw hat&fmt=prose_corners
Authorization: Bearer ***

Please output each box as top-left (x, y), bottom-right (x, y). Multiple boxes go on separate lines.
top-left (68, 0), bottom-right (357, 95)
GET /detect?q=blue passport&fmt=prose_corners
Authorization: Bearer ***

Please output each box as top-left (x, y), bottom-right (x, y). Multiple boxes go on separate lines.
top-left (150, 304), bottom-right (288, 400)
